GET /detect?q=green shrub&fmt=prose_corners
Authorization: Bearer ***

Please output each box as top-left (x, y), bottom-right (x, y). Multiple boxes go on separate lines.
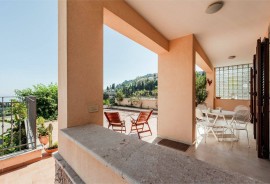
top-left (115, 90), bottom-right (124, 102)
top-left (109, 97), bottom-right (116, 105)
top-left (196, 72), bottom-right (208, 104)
top-left (103, 99), bottom-right (110, 105)
top-left (103, 92), bottom-right (109, 100)
top-left (15, 83), bottom-right (58, 120)
top-left (0, 101), bottom-right (28, 156)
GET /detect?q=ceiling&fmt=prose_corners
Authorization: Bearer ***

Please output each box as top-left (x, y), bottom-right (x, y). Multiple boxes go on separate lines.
top-left (125, 0), bottom-right (270, 67)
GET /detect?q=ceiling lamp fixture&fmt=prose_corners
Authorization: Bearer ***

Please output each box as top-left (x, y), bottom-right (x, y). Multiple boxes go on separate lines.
top-left (228, 55), bottom-right (236, 59)
top-left (206, 1), bottom-right (224, 14)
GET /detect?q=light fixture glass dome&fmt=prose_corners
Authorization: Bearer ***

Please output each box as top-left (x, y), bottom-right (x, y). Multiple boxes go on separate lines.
top-left (206, 1), bottom-right (224, 14)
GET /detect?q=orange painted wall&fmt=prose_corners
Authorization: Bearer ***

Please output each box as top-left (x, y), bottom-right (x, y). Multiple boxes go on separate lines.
top-left (58, 0), bottom-right (168, 131)
top-left (59, 0), bottom-right (212, 147)
top-left (215, 99), bottom-right (250, 111)
top-left (158, 35), bottom-right (195, 145)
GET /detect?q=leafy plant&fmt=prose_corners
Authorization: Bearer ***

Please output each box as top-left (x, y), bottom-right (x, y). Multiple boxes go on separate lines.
top-left (37, 125), bottom-right (48, 137)
top-left (0, 100), bottom-right (28, 155)
top-left (103, 99), bottom-right (110, 105)
top-left (48, 141), bottom-right (58, 150)
top-left (196, 72), bottom-right (208, 104)
top-left (15, 83), bottom-right (58, 120)
top-left (36, 116), bottom-right (48, 136)
top-left (11, 100), bottom-right (27, 122)
top-left (36, 116), bottom-right (45, 126)
top-left (115, 90), bottom-right (124, 102)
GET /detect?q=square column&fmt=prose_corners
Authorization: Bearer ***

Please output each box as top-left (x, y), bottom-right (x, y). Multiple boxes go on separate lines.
top-left (158, 35), bottom-right (195, 145)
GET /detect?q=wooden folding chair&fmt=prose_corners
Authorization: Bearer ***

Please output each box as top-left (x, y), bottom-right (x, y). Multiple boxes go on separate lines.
top-left (104, 112), bottom-right (126, 133)
top-left (130, 110), bottom-right (153, 139)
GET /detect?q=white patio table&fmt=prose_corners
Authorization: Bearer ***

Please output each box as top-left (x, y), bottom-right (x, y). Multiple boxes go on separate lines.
top-left (201, 109), bottom-right (235, 141)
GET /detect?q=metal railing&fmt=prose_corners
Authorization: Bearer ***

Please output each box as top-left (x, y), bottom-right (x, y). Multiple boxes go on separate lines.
top-left (0, 96), bottom-right (37, 156)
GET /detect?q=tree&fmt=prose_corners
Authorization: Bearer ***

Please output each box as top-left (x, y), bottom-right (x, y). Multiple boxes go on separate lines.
top-left (196, 72), bottom-right (208, 104)
top-left (115, 90), bottom-right (124, 102)
top-left (112, 83), bottom-right (115, 89)
top-left (103, 92), bottom-right (109, 100)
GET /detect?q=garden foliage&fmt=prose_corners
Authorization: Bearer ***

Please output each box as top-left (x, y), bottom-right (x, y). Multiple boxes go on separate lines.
top-left (196, 72), bottom-right (208, 104)
top-left (15, 83), bottom-right (58, 120)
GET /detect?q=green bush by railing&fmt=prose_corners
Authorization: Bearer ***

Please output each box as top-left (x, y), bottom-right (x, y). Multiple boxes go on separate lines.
top-left (15, 83), bottom-right (58, 120)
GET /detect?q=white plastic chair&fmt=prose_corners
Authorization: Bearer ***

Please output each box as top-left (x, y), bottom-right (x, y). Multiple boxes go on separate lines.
top-left (234, 105), bottom-right (249, 112)
top-left (196, 108), bottom-right (217, 143)
top-left (223, 109), bottom-right (251, 147)
top-left (197, 103), bottom-right (208, 110)
top-left (233, 109), bottom-right (251, 146)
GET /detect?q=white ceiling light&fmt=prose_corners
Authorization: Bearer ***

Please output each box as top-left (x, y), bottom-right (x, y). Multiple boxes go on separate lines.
top-left (206, 1), bottom-right (224, 14)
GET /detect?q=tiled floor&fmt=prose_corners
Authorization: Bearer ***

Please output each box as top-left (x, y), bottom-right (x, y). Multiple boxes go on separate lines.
top-left (187, 123), bottom-right (270, 183)
top-left (103, 109), bottom-right (158, 143)
top-left (104, 110), bottom-right (270, 183)
top-left (1, 110), bottom-right (270, 183)
top-left (0, 154), bottom-right (55, 184)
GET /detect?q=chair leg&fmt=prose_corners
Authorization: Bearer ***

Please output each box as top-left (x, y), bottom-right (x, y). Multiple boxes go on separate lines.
top-left (136, 124), bottom-right (140, 139)
top-left (129, 124), bottom-right (134, 134)
top-left (204, 127), bottom-right (207, 143)
top-left (246, 129), bottom-right (250, 148)
top-left (146, 123), bottom-right (152, 135)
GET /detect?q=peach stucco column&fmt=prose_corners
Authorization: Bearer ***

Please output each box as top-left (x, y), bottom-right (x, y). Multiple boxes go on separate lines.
top-left (58, 0), bottom-right (104, 130)
top-left (158, 35), bottom-right (196, 145)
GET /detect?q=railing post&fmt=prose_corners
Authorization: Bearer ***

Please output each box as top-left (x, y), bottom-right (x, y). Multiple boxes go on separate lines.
top-left (26, 96), bottom-right (37, 149)
top-left (1, 97), bottom-right (4, 155)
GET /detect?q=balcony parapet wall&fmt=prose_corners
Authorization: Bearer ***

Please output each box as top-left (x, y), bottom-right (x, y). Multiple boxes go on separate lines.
top-left (56, 124), bottom-right (262, 183)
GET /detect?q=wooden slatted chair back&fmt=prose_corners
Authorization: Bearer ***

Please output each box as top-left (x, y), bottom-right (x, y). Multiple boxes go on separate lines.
top-left (137, 110), bottom-right (153, 123)
top-left (104, 112), bottom-right (121, 123)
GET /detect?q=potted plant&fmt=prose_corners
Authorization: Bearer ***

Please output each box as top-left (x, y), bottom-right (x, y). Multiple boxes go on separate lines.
top-left (45, 123), bottom-right (58, 154)
top-left (37, 117), bottom-right (49, 145)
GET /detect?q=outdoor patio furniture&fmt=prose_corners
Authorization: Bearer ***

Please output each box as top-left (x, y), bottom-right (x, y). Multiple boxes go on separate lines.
top-left (104, 112), bottom-right (126, 133)
top-left (130, 110), bottom-right (153, 139)
top-left (196, 108), bottom-right (219, 143)
top-left (197, 103), bottom-right (208, 110)
top-left (234, 105), bottom-right (249, 112)
top-left (200, 109), bottom-right (236, 142)
top-left (223, 109), bottom-right (251, 147)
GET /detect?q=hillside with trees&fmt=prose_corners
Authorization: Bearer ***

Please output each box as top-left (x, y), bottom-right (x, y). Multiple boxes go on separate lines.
top-left (104, 72), bottom-right (207, 106)
top-left (105, 73), bottom-right (158, 100)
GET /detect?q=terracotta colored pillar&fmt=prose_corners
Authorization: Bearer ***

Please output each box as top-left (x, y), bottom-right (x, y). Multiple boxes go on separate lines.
top-left (158, 35), bottom-right (196, 145)
top-left (58, 0), bottom-right (103, 131)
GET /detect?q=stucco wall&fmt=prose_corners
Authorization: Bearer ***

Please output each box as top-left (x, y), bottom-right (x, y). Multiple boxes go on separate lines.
top-left (58, 0), bottom-right (168, 131)
top-left (205, 72), bottom-right (215, 109)
top-left (158, 35), bottom-right (195, 145)
top-left (215, 99), bottom-right (250, 111)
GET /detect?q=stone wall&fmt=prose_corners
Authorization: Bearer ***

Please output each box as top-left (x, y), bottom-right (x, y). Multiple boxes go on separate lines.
top-left (116, 98), bottom-right (158, 109)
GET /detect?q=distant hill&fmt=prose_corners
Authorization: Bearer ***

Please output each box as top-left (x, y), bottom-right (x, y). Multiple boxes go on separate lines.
top-left (105, 73), bottom-right (158, 98)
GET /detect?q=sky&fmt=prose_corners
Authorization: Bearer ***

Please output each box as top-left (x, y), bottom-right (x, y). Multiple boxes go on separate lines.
top-left (104, 26), bottom-right (158, 89)
top-left (0, 0), bottom-right (57, 96)
top-left (0, 0), bottom-right (202, 96)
